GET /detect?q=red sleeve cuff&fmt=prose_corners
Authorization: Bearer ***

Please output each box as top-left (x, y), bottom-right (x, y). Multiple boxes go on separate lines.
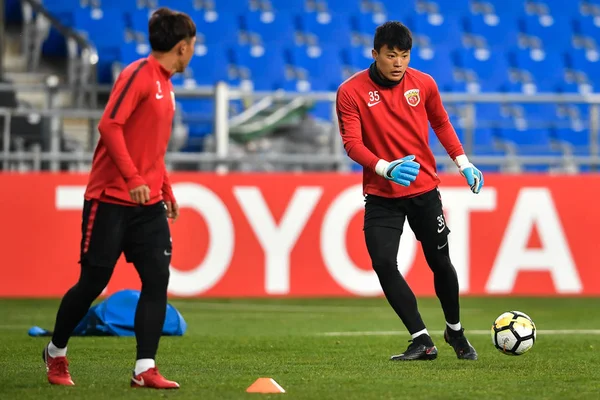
top-left (162, 185), bottom-right (175, 204)
top-left (126, 175), bottom-right (146, 190)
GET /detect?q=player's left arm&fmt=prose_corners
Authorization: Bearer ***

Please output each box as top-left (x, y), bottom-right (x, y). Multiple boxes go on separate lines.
top-left (425, 75), bottom-right (484, 194)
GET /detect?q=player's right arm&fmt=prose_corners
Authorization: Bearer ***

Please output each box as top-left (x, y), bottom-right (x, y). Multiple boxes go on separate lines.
top-left (97, 63), bottom-right (149, 198)
top-left (335, 86), bottom-right (419, 186)
top-left (336, 86), bottom-right (380, 171)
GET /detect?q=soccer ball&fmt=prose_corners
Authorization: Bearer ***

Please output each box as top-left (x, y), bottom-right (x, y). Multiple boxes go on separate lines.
top-left (491, 311), bottom-right (536, 355)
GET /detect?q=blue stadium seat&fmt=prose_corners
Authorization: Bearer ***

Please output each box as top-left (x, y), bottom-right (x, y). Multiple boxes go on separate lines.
top-left (521, 14), bottom-right (574, 52)
top-left (372, 0), bottom-right (416, 19)
top-left (518, 104), bottom-right (561, 125)
top-left (289, 45), bottom-right (345, 90)
top-left (483, 0), bottom-right (526, 16)
top-left (498, 128), bottom-right (555, 149)
top-left (178, 98), bottom-right (215, 152)
top-left (155, 0), bottom-right (202, 14)
top-left (475, 103), bottom-right (506, 123)
top-left (577, 16), bottom-right (600, 45)
top-left (454, 47), bottom-right (514, 92)
top-left (101, 0), bottom-right (149, 15)
top-left (458, 127), bottom-right (506, 172)
top-left (72, 8), bottom-right (126, 82)
top-left (73, 8), bottom-right (125, 48)
top-left (119, 41), bottom-right (151, 66)
top-left (467, 127), bottom-right (497, 148)
top-left (210, 0), bottom-right (253, 13)
top-left (299, 12), bottom-right (354, 46)
top-left (411, 13), bottom-right (463, 48)
top-left (429, 126), bottom-right (504, 172)
top-left (185, 44), bottom-right (232, 86)
top-left (554, 128), bottom-right (590, 153)
top-left (498, 128), bottom-right (562, 171)
top-left (321, 0), bottom-right (365, 13)
top-left (464, 13), bottom-right (520, 50)
top-left (189, 10), bottom-right (240, 45)
top-left (243, 10), bottom-right (297, 45)
top-left (552, 127), bottom-right (591, 170)
top-left (536, 0), bottom-right (583, 18)
top-left (355, 12), bottom-right (385, 38)
top-left (42, 0), bottom-right (82, 13)
top-left (232, 45), bottom-right (295, 90)
top-left (569, 49), bottom-right (600, 92)
top-left (130, 9), bottom-right (152, 37)
top-left (409, 47), bottom-right (458, 92)
top-left (420, 0), bottom-right (471, 15)
top-left (557, 103), bottom-right (590, 123)
top-left (434, 126), bottom-right (497, 149)
top-left (269, 0), bottom-right (313, 12)
top-left (512, 48), bottom-right (575, 92)
top-left (344, 46), bottom-right (373, 73)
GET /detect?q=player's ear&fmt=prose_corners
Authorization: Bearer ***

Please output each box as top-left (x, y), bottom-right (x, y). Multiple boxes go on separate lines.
top-left (177, 40), bottom-right (186, 56)
top-left (371, 49), bottom-right (378, 60)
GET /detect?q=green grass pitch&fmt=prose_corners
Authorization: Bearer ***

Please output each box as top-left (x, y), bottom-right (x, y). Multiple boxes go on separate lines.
top-left (1, 297), bottom-right (599, 399)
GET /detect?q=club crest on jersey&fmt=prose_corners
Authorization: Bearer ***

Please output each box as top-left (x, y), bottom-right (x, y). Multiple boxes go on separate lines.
top-left (404, 89), bottom-right (420, 107)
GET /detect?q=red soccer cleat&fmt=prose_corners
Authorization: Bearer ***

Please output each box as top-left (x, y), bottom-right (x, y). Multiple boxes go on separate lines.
top-left (42, 346), bottom-right (75, 386)
top-left (130, 367), bottom-right (180, 389)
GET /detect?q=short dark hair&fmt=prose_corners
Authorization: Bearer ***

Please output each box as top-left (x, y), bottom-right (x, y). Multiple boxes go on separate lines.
top-left (148, 8), bottom-right (196, 52)
top-left (373, 21), bottom-right (412, 53)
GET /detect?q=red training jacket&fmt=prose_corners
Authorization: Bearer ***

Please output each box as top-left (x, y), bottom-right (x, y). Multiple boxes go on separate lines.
top-left (336, 67), bottom-right (464, 198)
top-left (85, 55), bottom-right (176, 206)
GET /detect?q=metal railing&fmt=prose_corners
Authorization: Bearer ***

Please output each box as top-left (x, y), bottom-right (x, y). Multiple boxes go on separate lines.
top-left (20, 0), bottom-right (99, 107)
top-left (1, 82), bottom-right (600, 172)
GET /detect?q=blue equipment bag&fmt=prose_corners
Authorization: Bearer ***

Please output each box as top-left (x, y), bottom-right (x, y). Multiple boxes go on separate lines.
top-left (29, 289), bottom-right (186, 337)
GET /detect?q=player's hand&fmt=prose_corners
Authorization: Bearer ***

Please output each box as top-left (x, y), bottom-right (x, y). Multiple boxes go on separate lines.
top-left (459, 163), bottom-right (484, 194)
top-left (130, 185), bottom-right (151, 204)
top-left (384, 155), bottom-right (421, 186)
top-left (165, 201), bottom-right (179, 223)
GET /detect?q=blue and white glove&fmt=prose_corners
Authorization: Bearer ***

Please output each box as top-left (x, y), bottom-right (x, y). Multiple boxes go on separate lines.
top-left (375, 155), bottom-right (421, 187)
top-left (455, 155), bottom-right (484, 194)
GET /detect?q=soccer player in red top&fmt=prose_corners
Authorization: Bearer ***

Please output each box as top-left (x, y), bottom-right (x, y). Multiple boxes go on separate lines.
top-left (336, 21), bottom-right (483, 361)
top-left (42, 8), bottom-right (196, 389)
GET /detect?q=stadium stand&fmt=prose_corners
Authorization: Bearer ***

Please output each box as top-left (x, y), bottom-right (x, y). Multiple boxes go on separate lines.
top-left (3, 0), bottom-right (600, 172)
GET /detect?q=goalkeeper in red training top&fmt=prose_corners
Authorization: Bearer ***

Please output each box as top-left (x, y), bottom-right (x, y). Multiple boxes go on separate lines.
top-left (42, 8), bottom-right (196, 389)
top-left (336, 21), bottom-right (483, 361)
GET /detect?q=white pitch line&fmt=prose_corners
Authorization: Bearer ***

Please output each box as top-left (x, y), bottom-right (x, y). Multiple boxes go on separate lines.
top-left (320, 329), bottom-right (600, 336)
top-left (174, 302), bottom-right (480, 314)
top-left (0, 325), bottom-right (34, 330)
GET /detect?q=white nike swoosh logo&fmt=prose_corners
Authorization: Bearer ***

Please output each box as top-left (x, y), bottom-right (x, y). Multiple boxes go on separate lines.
top-left (132, 376), bottom-right (145, 386)
top-left (156, 93), bottom-right (164, 99)
top-left (164, 250), bottom-right (171, 256)
top-left (437, 241), bottom-right (448, 250)
top-left (367, 101), bottom-right (381, 107)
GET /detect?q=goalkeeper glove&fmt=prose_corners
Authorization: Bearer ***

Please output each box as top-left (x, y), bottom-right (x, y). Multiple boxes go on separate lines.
top-left (454, 155), bottom-right (483, 194)
top-left (375, 155), bottom-right (421, 187)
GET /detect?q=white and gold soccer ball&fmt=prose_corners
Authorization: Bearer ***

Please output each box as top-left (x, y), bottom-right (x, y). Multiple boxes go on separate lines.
top-left (491, 311), bottom-right (536, 355)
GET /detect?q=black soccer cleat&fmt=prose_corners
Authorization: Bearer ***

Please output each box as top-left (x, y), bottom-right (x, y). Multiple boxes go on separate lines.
top-left (390, 335), bottom-right (438, 361)
top-left (444, 328), bottom-right (478, 360)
